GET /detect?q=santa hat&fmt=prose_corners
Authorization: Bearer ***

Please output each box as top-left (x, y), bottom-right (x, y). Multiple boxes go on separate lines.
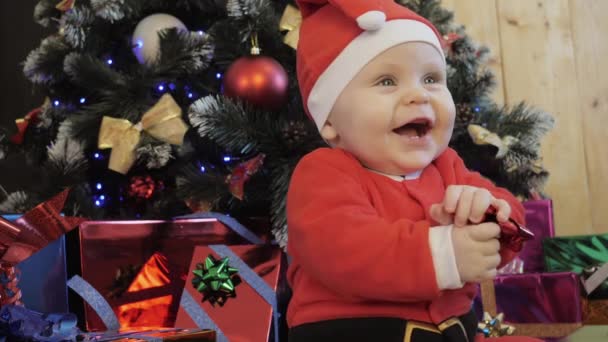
top-left (296, 0), bottom-right (445, 131)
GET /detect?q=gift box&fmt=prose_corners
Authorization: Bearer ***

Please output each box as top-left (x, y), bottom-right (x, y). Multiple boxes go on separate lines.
top-left (519, 200), bottom-right (555, 272)
top-left (475, 272), bottom-right (582, 338)
top-left (83, 328), bottom-right (216, 341)
top-left (75, 213), bottom-right (267, 331)
top-left (2, 215), bottom-right (69, 313)
top-left (543, 235), bottom-right (608, 324)
top-left (175, 244), bottom-right (285, 342)
top-left (543, 234), bottom-right (608, 300)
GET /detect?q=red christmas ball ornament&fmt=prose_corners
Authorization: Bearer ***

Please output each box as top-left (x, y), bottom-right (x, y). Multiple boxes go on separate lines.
top-left (222, 55), bottom-right (288, 110)
top-left (127, 175), bottom-right (163, 200)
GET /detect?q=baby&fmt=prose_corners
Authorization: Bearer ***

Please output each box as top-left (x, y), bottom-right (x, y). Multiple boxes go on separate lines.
top-left (286, 1), bottom-right (540, 341)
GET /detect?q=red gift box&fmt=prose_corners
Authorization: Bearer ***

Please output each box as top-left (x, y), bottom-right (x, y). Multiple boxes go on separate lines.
top-left (78, 216), bottom-right (267, 331)
top-left (175, 245), bottom-right (284, 342)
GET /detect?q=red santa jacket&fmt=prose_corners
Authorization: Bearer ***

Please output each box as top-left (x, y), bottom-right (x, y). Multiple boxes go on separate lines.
top-left (286, 147), bottom-right (524, 328)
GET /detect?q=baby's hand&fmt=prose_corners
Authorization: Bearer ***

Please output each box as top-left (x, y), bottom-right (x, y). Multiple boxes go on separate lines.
top-left (442, 185), bottom-right (511, 227)
top-left (451, 222), bottom-right (501, 282)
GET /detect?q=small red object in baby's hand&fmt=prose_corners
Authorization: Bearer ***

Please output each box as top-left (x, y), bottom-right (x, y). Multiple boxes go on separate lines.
top-left (484, 206), bottom-right (534, 252)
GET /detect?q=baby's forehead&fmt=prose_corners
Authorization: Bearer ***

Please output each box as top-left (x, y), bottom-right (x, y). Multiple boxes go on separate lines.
top-left (366, 44), bottom-right (446, 71)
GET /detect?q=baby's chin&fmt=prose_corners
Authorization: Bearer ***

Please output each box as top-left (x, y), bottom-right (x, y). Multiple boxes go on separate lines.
top-left (360, 160), bottom-right (430, 177)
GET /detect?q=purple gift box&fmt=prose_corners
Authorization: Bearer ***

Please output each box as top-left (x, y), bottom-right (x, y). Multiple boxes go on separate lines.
top-left (474, 272), bottom-right (582, 324)
top-left (520, 200), bottom-right (555, 272)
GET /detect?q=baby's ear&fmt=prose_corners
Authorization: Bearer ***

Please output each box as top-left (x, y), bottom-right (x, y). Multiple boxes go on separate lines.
top-left (320, 121), bottom-right (339, 145)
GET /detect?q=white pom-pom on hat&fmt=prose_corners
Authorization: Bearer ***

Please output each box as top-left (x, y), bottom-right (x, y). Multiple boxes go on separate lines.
top-left (356, 11), bottom-right (386, 31)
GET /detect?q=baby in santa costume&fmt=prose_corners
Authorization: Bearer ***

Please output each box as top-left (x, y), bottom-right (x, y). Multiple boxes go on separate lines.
top-left (286, 0), bottom-right (542, 341)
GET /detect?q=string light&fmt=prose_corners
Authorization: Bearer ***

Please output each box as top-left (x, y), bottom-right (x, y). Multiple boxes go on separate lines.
top-left (93, 152), bottom-right (102, 160)
top-left (94, 194), bottom-right (105, 207)
top-left (223, 156), bottom-right (232, 162)
top-left (106, 59), bottom-right (113, 65)
top-left (96, 183), bottom-right (103, 190)
top-left (216, 73), bottom-right (222, 79)
top-left (79, 97), bottom-right (86, 104)
top-left (187, 92), bottom-right (194, 99)
top-left (53, 100), bottom-right (60, 107)
top-left (200, 165), bottom-right (206, 173)
top-left (157, 84), bottom-right (165, 92)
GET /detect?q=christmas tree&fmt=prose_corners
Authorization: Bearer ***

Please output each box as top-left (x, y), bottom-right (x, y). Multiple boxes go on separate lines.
top-left (0, 0), bottom-right (554, 246)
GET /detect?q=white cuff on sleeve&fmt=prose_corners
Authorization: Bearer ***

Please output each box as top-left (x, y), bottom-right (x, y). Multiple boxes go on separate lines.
top-left (429, 225), bottom-right (464, 290)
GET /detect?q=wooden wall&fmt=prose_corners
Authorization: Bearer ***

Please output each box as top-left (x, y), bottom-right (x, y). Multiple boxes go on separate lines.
top-left (441, 0), bottom-right (607, 236)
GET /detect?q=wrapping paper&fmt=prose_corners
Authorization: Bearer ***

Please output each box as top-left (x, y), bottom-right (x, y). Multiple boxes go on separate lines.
top-left (2, 215), bottom-right (68, 313)
top-left (175, 245), bottom-right (285, 342)
top-left (83, 328), bottom-right (216, 341)
top-left (544, 234), bottom-right (608, 299)
top-left (476, 272), bottom-right (582, 338)
top-left (0, 304), bottom-right (80, 342)
top-left (582, 298), bottom-right (608, 324)
top-left (519, 200), bottom-right (555, 272)
top-left (0, 189), bottom-right (83, 265)
top-left (78, 215), bottom-right (265, 331)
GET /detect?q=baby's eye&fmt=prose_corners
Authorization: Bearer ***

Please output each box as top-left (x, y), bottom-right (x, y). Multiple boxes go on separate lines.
top-left (377, 78), bottom-right (396, 86)
top-left (424, 76), bottom-right (437, 84)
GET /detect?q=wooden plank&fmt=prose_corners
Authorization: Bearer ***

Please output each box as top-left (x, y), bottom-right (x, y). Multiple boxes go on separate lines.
top-left (569, 0), bottom-right (608, 233)
top-left (496, 0), bottom-right (593, 235)
top-left (441, 0), bottom-right (505, 104)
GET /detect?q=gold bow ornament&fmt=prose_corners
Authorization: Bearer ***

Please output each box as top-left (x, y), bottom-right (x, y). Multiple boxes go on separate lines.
top-left (98, 93), bottom-right (188, 174)
top-left (279, 4), bottom-right (302, 49)
top-left (467, 124), bottom-right (518, 159)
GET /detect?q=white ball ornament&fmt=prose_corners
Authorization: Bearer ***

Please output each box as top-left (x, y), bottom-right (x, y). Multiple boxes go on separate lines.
top-left (131, 13), bottom-right (187, 64)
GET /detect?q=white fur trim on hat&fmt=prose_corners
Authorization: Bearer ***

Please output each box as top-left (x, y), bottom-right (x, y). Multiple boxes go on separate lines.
top-left (356, 11), bottom-right (386, 30)
top-left (307, 19), bottom-right (445, 131)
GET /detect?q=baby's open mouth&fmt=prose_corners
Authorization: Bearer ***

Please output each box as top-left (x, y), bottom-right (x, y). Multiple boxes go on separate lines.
top-left (393, 118), bottom-right (432, 138)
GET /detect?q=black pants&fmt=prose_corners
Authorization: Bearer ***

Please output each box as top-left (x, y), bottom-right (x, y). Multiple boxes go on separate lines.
top-left (289, 309), bottom-right (478, 342)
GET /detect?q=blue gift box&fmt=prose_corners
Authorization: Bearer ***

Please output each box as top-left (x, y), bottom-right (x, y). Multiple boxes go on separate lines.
top-left (4, 214), bottom-right (68, 313)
